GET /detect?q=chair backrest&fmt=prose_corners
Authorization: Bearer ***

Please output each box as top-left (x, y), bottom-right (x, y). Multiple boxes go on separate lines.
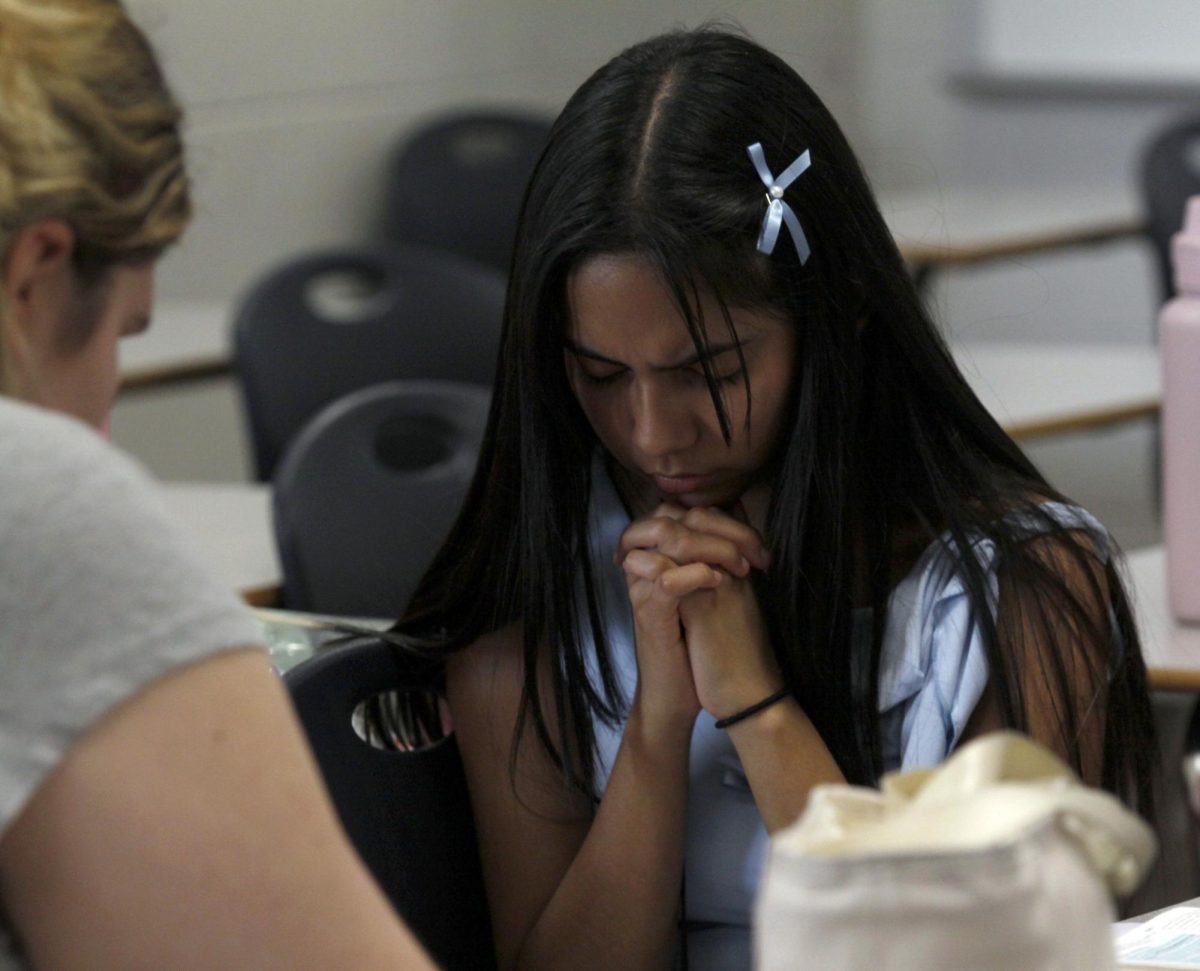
top-left (272, 379), bottom-right (489, 617)
top-left (1140, 112), bottom-right (1200, 303)
top-left (232, 243), bottom-right (505, 480)
top-left (284, 638), bottom-right (495, 970)
top-left (381, 109), bottom-right (552, 274)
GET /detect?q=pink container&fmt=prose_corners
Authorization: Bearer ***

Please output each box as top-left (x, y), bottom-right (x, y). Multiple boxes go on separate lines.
top-left (1162, 195), bottom-right (1200, 622)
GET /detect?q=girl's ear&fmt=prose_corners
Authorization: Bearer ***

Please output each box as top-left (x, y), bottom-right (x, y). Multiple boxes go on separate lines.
top-left (2, 219), bottom-right (78, 358)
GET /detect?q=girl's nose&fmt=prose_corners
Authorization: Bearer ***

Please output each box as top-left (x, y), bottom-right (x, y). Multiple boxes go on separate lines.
top-left (631, 381), bottom-right (695, 459)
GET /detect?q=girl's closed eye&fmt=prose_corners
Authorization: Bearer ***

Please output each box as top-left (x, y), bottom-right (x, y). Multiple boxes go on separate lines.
top-left (679, 365), bottom-right (744, 389)
top-left (684, 351), bottom-right (747, 387)
top-left (579, 366), bottom-right (628, 387)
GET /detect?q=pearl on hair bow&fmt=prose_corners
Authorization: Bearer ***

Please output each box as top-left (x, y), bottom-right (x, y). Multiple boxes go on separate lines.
top-left (746, 142), bottom-right (811, 264)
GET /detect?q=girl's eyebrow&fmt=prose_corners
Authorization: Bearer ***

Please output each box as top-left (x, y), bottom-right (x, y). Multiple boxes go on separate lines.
top-left (563, 337), bottom-right (747, 370)
top-left (562, 338), bottom-right (623, 366)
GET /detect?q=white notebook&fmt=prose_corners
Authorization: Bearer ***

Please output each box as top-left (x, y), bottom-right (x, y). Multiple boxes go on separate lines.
top-left (1117, 907), bottom-right (1200, 969)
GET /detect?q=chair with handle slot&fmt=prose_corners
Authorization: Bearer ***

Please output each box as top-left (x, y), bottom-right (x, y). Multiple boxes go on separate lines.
top-left (271, 378), bottom-right (489, 618)
top-left (284, 635), bottom-right (496, 970)
top-left (380, 109), bottom-right (553, 275)
top-left (232, 243), bottom-right (504, 481)
top-left (1140, 112), bottom-right (1200, 305)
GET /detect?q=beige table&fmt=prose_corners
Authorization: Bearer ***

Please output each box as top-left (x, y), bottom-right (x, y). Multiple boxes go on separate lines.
top-left (119, 298), bottom-right (232, 391)
top-left (881, 187), bottom-right (1144, 284)
top-left (157, 481), bottom-right (280, 607)
top-left (1127, 546), bottom-right (1200, 693)
top-left (953, 340), bottom-right (1160, 441)
top-left (123, 317), bottom-right (1161, 442)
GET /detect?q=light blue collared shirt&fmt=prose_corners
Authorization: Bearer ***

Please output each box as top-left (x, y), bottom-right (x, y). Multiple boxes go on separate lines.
top-left (580, 463), bottom-right (1109, 971)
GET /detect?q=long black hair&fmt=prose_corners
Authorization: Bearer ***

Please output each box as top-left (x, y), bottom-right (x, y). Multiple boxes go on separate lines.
top-left (387, 27), bottom-right (1156, 816)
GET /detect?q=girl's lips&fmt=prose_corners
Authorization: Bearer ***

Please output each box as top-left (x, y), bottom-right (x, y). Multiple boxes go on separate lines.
top-left (652, 473), bottom-right (719, 495)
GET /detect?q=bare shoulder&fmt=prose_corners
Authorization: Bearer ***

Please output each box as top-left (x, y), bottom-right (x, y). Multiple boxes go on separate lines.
top-left (445, 625), bottom-right (592, 967)
top-left (993, 522), bottom-right (1112, 786)
top-left (446, 622), bottom-right (527, 758)
top-left (448, 622), bottom-right (525, 698)
top-left (446, 622), bottom-right (583, 811)
top-left (446, 619), bottom-right (590, 816)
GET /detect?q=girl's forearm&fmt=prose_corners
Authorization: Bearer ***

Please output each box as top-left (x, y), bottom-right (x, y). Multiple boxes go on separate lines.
top-left (513, 709), bottom-right (692, 971)
top-left (725, 698), bottom-right (844, 833)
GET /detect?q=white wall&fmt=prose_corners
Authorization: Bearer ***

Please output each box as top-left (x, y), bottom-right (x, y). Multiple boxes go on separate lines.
top-left (131, 0), bottom-right (859, 306)
top-left (855, 0), bottom-right (1198, 194)
top-left (961, 0), bottom-right (1200, 90)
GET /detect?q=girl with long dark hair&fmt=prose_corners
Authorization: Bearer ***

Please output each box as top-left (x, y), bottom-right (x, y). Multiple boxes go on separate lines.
top-left (387, 27), bottom-right (1156, 970)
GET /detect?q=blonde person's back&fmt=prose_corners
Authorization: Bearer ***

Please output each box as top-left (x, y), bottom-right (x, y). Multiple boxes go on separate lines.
top-left (0, 1), bottom-right (433, 966)
top-left (0, 399), bottom-right (430, 970)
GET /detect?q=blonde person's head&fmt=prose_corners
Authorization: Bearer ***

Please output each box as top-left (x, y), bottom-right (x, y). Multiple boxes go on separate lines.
top-left (0, 0), bottom-right (189, 378)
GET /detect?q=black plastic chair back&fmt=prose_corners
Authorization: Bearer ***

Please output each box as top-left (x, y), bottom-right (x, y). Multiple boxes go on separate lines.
top-left (382, 110), bottom-right (552, 274)
top-left (233, 243), bottom-right (505, 480)
top-left (272, 379), bottom-right (489, 617)
top-left (1140, 112), bottom-right (1200, 303)
top-left (284, 639), bottom-right (495, 970)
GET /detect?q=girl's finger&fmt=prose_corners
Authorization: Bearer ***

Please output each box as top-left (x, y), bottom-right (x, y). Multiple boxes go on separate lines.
top-left (618, 512), bottom-right (767, 574)
top-left (619, 519), bottom-right (749, 576)
top-left (655, 561), bottom-right (722, 597)
top-left (679, 506), bottom-right (770, 570)
top-left (620, 547), bottom-right (678, 583)
top-left (621, 553), bottom-right (721, 601)
top-left (651, 502), bottom-right (688, 521)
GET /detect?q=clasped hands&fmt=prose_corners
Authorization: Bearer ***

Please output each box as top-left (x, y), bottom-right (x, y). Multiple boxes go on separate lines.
top-left (616, 503), bottom-right (784, 733)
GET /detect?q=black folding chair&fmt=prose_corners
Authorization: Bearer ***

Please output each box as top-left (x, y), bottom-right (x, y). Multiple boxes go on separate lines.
top-left (381, 109), bottom-right (552, 274)
top-left (1140, 111), bottom-right (1200, 304)
top-left (272, 379), bottom-right (489, 617)
top-left (284, 638), bottom-right (495, 970)
top-left (232, 243), bottom-right (504, 480)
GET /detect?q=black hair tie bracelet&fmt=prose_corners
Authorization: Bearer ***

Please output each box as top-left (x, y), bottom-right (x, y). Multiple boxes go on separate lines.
top-left (714, 687), bottom-right (792, 729)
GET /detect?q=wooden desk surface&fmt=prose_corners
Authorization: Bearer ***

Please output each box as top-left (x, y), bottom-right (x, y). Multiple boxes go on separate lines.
top-left (881, 187), bottom-right (1143, 269)
top-left (120, 299), bottom-right (233, 391)
top-left (156, 481), bottom-right (280, 607)
top-left (953, 340), bottom-right (1160, 441)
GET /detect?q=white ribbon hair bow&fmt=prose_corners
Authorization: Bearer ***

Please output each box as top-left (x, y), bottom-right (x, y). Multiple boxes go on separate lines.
top-left (746, 142), bottom-right (812, 265)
